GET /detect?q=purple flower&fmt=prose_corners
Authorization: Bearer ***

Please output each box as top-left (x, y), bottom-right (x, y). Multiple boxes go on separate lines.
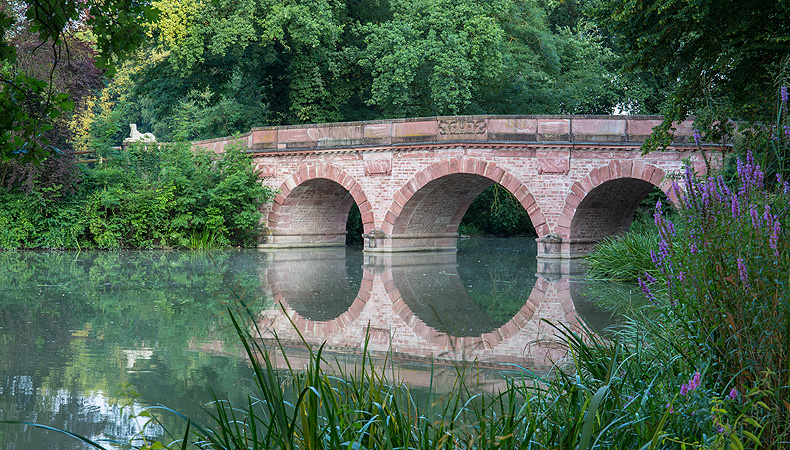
top-left (680, 384), bottom-right (689, 396)
top-left (644, 272), bottom-right (657, 284)
top-left (750, 204), bottom-right (760, 228)
top-left (738, 257), bottom-right (750, 290)
top-left (782, 86), bottom-right (788, 104)
top-left (665, 220), bottom-right (676, 237)
top-left (693, 129), bottom-right (702, 146)
top-left (650, 249), bottom-right (660, 266)
top-left (785, 125), bottom-right (790, 140)
top-left (731, 196), bottom-right (740, 219)
top-left (770, 220), bottom-right (781, 257)
top-left (728, 388), bottom-right (738, 400)
top-left (763, 205), bottom-right (773, 225)
top-left (639, 277), bottom-right (656, 304)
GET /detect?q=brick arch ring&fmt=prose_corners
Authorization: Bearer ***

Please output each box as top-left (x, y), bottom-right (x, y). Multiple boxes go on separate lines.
top-left (380, 157), bottom-right (549, 236)
top-left (267, 163), bottom-right (375, 234)
top-left (554, 160), bottom-right (682, 240)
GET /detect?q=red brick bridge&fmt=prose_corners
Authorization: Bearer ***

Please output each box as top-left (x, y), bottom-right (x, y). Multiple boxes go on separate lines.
top-left (194, 115), bottom-right (719, 258)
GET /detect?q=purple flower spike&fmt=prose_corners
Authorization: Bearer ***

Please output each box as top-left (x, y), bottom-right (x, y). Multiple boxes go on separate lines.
top-left (728, 388), bottom-right (738, 400)
top-left (738, 257), bottom-right (749, 290)
top-left (693, 129), bottom-right (702, 146)
top-left (731, 196), bottom-right (740, 219)
top-left (782, 86), bottom-right (788, 104)
top-left (771, 220), bottom-right (781, 258)
top-left (639, 277), bottom-right (656, 304)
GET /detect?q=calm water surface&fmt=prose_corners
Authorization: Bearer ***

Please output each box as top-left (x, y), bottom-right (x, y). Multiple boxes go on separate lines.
top-left (0, 238), bottom-right (625, 448)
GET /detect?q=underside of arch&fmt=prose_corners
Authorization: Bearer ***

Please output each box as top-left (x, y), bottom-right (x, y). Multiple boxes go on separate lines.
top-left (545, 161), bottom-right (672, 258)
top-left (260, 165), bottom-right (373, 248)
top-left (571, 177), bottom-right (657, 239)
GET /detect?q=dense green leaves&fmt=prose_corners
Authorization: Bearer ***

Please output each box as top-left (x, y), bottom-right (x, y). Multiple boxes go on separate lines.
top-left (0, 143), bottom-right (274, 249)
top-left (362, 0), bottom-right (504, 116)
top-left (84, 0), bottom-right (654, 145)
top-left (596, 0), bottom-right (790, 138)
top-left (1, 0), bottom-right (158, 161)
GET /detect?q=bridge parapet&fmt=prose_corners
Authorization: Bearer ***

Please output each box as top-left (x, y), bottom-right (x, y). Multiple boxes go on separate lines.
top-left (193, 115), bottom-right (702, 154)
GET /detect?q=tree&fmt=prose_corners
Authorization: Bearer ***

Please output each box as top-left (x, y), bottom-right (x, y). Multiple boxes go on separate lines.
top-left (0, 0), bottom-right (158, 161)
top-left (596, 0), bottom-right (790, 140)
top-left (362, 0), bottom-right (505, 117)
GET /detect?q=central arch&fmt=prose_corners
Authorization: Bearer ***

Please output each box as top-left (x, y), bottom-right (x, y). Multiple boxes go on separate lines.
top-left (369, 157), bottom-right (548, 252)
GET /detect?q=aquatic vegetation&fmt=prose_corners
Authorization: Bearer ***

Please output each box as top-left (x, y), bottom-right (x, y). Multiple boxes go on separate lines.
top-left (639, 149), bottom-right (790, 448)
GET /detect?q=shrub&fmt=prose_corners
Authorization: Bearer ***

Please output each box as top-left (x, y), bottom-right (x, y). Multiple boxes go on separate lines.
top-left (0, 141), bottom-right (274, 249)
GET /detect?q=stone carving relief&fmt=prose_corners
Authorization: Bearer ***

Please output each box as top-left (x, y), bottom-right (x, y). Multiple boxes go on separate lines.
top-left (538, 158), bottom-right (570, 175)
top-left (438, 119), bottom-right (486, 135)
top-left (364, 159), bottom-right (391, 176)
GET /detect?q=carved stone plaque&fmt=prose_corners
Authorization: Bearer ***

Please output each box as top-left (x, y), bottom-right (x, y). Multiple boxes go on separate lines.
top-left (256, 164), bottom-right (276, 178)
top-left (365, 159), bottom-right (391, 176)
top-left (538, 158), bottom-right (569, 175)
top-left (438, 119), bottom-right (486, 135)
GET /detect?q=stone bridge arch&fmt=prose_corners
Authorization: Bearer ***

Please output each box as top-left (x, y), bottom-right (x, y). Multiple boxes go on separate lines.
top-left (552, 160), bottom-right (679, 257)
top-left (369, 157), bottom-right (548, 252)
top-left (260, 164), bottom-right (375, 248)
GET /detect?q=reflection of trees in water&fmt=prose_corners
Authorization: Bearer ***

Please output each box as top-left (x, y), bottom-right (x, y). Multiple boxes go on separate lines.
top-left (456, 237), bottom-right (539, 327)
top-left (391, 263), bottom-right (501, 337)
top-left (569, 279), bottom-right (639, 333)
top-left (0, 250), bottom-right (270, 449)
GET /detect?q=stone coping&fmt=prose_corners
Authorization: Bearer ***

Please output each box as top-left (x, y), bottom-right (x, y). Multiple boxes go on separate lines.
top-left (192, 115), bottom-right (704, 153)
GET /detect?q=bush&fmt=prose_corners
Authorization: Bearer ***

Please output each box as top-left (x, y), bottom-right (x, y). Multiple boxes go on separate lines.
top-left (586, 231), bottom-right (661, 281)
top-left (0, 142), bottom-right (274, 249)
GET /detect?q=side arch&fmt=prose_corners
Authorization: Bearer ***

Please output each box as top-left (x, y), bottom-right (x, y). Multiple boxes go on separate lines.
top-left (376, 158), bottom-right (548, 251)
top-left (555, 160), bottom-right (678, 246)
top-left (263, 163), bottom-right (374, 247)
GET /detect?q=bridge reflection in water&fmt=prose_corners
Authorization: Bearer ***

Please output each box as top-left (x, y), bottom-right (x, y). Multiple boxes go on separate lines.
top-left (249, 241), bottom-right (605, 388)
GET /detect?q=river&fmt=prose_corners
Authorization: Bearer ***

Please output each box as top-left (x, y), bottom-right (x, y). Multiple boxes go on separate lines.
top-left (0, 237), bottom-right (631, 449)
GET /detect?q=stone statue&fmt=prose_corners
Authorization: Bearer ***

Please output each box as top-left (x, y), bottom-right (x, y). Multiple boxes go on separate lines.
top-left (125, 123), bottom-right (157, 143)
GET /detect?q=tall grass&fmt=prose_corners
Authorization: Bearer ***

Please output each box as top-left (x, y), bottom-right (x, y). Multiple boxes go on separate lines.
top-left (585, 231), bottom-right (661, 281)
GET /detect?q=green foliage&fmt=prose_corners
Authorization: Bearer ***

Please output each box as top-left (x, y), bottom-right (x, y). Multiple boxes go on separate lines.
top-left (0, 0), bottom-right (157, 161)
top-left (586, 231), bottom-right (661, 282)
top-left (460, 185), bottom-right (535, 236)
top-left (596, 0), bottom-right (790, 141)
top-left (0, 142), bottom-right (274, 249)
top-left (84, 0), bottom-right (660, 146)
top-left (362, 0), bottom-right (504, 116)
top-left (640, 153), bottom-right (790, 446)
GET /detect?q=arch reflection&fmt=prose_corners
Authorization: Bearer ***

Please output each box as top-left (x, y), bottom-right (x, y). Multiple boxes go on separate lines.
top-left (257, 240), bottom-right (589, 370)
